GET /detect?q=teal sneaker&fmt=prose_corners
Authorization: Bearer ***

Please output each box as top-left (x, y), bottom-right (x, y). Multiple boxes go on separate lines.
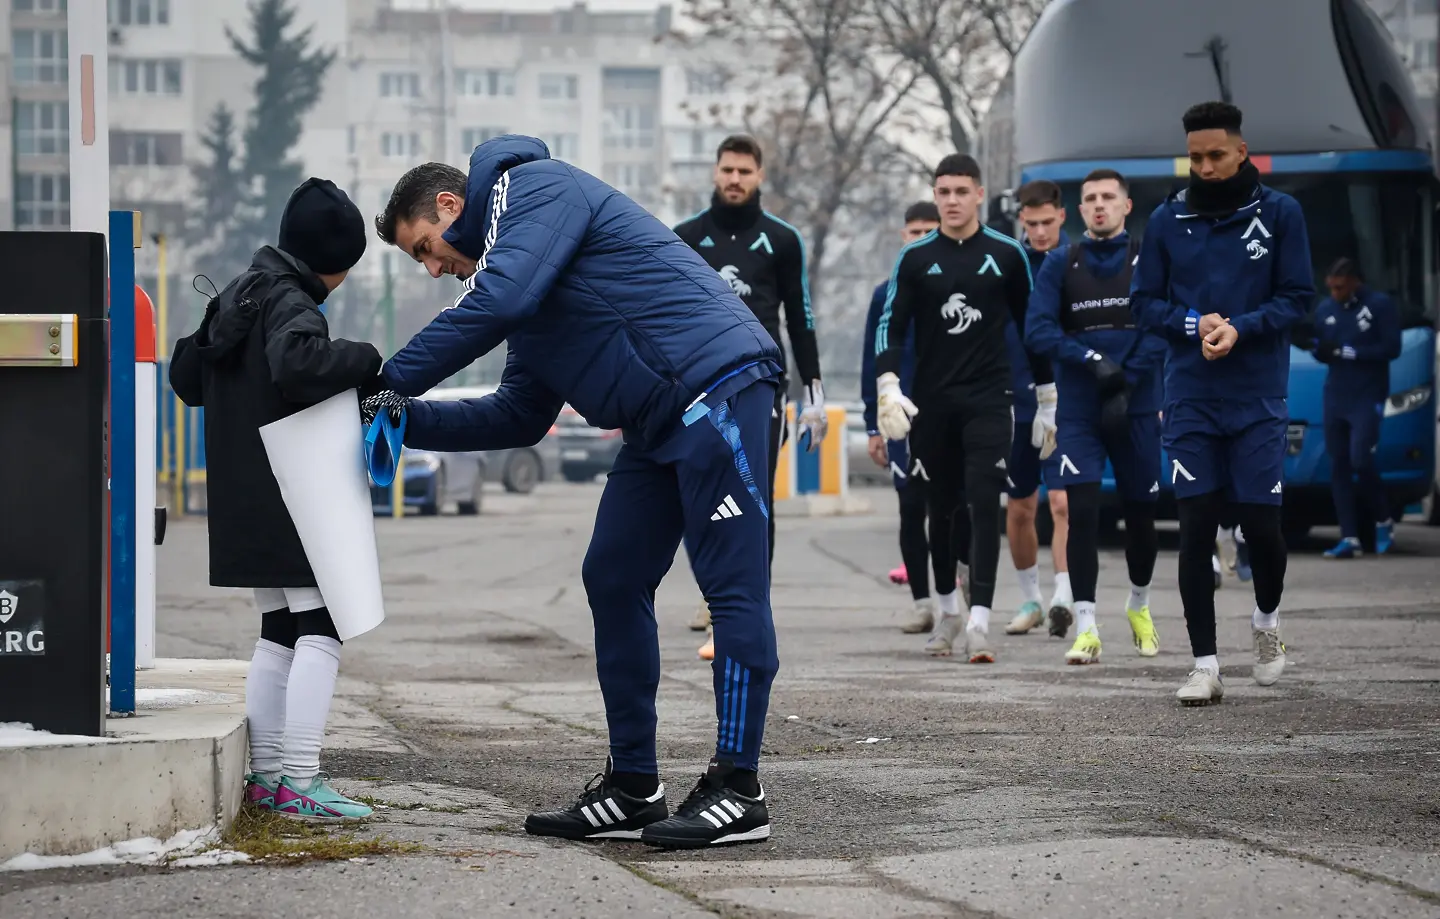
top-left (275, 775), bottom-right (373, 822)
top-left (244, 773), bottom-right (280, 810)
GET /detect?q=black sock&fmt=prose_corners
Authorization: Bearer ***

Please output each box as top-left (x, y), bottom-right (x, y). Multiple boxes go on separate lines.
top-left (609, 770), bottom-right (659, 798)
top-left (723, 768), bottom-right (760, 798)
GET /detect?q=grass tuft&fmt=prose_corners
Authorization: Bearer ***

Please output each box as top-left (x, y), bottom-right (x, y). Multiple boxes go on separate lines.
top-left (221, 803), bottom-right (423, 865)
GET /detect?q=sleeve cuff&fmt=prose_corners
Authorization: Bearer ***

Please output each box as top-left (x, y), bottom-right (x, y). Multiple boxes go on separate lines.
top-left (1184, 309), bottom-right (1201, 340)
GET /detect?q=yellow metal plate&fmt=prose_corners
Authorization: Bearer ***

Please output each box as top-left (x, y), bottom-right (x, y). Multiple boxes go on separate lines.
top-left (0, 314), bottom-right (79, 367)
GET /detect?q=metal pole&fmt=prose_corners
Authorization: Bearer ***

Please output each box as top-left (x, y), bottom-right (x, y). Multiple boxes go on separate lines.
top-left (382, 255), bottom-right (405, 518)
top-left (108, 211), bottom-right (137, 715)
top-left (68, 0), bottom-right (109, 236)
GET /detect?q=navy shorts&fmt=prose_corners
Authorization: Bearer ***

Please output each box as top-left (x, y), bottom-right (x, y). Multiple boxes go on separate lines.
top-left (1051, 412), bottom-right (1162, 502)
top-left (1006, 419), bottom-right (1063, 499)
top-left (1163, 398), bottom-right (1288, 505)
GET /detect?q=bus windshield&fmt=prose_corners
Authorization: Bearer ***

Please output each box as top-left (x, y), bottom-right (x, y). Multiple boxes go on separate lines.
top-left (1050, 171), bottom-right (1436, 329)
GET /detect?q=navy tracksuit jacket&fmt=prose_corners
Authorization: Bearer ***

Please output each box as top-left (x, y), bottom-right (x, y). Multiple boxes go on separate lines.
top-left (383, 135), bottom-right (784, 773)
top-left (1312, 286), bottom-right (1402, 535)
top-left (1130, 184), bottom-right (1315, 504)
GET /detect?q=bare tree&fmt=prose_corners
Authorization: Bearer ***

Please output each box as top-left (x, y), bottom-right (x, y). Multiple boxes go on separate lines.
top-left (672, 0), bottom-right (924, 322)
top-left (872, 0), bottom-right (1047, 157)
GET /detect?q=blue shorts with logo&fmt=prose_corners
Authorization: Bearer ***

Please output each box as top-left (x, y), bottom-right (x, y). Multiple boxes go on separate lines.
top-left (1005, 419), bottom-right (1064, 499)
top-left (1051, 412), bottom-right (1163, 502)
top-left (1162, 398), bottom-right (1288, 505)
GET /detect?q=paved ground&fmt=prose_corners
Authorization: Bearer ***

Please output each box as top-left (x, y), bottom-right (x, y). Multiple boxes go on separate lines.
top-left (5, 482), bottom-right (1439, 917)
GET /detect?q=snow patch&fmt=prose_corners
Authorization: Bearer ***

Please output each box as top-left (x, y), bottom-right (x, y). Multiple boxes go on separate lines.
top-left (0, 722), bottom-right (116, 749)
top-left (0, 827), bottom-right (248, 872)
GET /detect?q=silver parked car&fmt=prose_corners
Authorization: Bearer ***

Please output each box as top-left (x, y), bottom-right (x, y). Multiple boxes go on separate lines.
top-left (422, 385), bottom-right (562, 493)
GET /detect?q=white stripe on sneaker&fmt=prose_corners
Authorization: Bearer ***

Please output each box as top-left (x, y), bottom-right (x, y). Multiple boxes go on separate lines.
top-left (721, 799), bottom-right (745, 818)
top-left (708, 804), bottom-right (734, 825)
top-left (604, 798), bottom-right (626, 822)
top-left (700, 810), bottom-right (724, 828)
top-left (593, 803), bottom-right (614, 825)
top-left (581, 805), bottom-right (602, 828)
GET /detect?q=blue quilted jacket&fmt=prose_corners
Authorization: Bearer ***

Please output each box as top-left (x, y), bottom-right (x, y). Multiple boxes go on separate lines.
top-left (383, 135), bottom-right (782, 452)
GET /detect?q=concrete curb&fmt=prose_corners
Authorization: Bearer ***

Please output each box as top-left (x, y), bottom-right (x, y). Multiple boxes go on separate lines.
top-left (776, 494), bottom-right (873, 517)
top-left (0, 659), bottom-right (248, 859)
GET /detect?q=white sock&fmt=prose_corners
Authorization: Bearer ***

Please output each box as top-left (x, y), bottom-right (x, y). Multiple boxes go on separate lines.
top-left (1050, 572), bottom-right (1072, 606)
top-left (1128, 583), bottom-right (1151, 611)
top-left (967, 605), bottom-right (991, 633)
top-left (1234, 526), bottom-right (1246, 545)
top-left (1252, 606), bottom-right (1279, 630)
top-left (1016, 566), bottom-right (1042, 604)
top-left (1195, 654), bottom-right (1219, 674)
top-left (246, 639), bottom-right (293, 781)
top-left (1075, 601), bottom-right (1097, 635)
top-left (282, 635), bottom-right (341, 782)
top-left (1212, 554), bottom-right (1221, 574)
top-left (936, 591), bottom-right (959, 617)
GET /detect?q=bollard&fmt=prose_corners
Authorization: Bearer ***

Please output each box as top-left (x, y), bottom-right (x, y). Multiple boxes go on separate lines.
top-left (0, 232), bottom-right (109, 736)
top-left (134, 284), bottom-right (157, 670)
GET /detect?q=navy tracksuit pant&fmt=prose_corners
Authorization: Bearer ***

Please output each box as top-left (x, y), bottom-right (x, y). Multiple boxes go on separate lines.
top-left (1325, 401), bottom-right (1388, 539)
top-left (581, 379), bottom-right (779, 774)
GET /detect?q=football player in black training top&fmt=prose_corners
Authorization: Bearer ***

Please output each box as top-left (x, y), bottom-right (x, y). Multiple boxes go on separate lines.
top-left (874, 153), bottom-right (1053, 664)
top-left (675, 134), bottom-right (826, 659)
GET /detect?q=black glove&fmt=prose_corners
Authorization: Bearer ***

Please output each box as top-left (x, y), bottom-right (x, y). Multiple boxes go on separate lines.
top-left (1099, 387), bottom-right (1130, 439)
top-left (357, 373), bottom-right (388, 401)
top-left (360, 390), bottom-right (410, 427)
top-left (1084, 352), bottom-right (1128, 397)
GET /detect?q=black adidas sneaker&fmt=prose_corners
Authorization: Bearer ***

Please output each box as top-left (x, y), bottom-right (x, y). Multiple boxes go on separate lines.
top-left (641, 761), bottom-right (770, 849)
top-left (524, 760), bottom-right (668, 841)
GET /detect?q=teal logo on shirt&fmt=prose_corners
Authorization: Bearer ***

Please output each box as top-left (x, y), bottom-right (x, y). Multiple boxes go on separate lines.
top-left (750, 232), bottom-right (773, 255)
top-left (978, 254), bottom-right (1002, 276)
top-left (700, 236), bottom-right (715, 247)
top-left (926, 263), bottom-right (943, 276)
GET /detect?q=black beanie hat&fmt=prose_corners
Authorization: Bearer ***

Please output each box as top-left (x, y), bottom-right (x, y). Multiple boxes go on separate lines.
top-left (278, 178), bottom-right (367, 276)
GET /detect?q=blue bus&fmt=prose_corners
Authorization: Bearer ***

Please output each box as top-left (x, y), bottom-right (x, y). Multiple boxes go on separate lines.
top-left (979, 0), bottom-right (1438, 542)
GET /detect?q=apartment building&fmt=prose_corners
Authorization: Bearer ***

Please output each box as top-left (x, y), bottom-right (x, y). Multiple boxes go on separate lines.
top-left (2, 0), bottom-right (350, 239)
top-left (344, 0), bottom-right (720, 263)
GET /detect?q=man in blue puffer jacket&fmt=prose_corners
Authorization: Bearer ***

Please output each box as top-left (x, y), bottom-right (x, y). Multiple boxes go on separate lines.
top-left (1130, 102), bottom-right (1315, 707)
top-left (1026, 169), bottom-right (1166, 668)
top-left (365, 135), bottom-right (783, 849)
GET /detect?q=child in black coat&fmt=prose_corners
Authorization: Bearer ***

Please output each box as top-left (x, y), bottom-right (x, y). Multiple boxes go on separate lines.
top-left (171, 178), bottom-right (381, 820)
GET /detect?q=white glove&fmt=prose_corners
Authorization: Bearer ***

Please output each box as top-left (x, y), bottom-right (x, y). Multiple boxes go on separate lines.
top-left (875, 372), bottom-right (918, 442)
top-left (1031, 383), bottom-right (1058, 460)
top-left (798, 380), bottom-right (828, 451)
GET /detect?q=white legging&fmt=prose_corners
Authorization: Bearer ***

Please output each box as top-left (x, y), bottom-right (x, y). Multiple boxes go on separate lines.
top-left (253, 586), bottom-right (325, 614)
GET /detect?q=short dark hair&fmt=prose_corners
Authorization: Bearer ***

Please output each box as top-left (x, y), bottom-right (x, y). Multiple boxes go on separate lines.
top-left (1326, 256), bottom-right (1363, 280)
top-left (903, 201), bottom-right (940, 224)
top-left (1081, 168), bottom-right (1129, 194)
top-left (934, 153), bottom-right (981, 184)
top-left (1183, 101), bottom-right (1244, 137)
top-left (717, 134), bottom-right (763, 167)
top-left (1016, 180), bottom-right (1062, 210)
top-left (375, 162), bottom-right (468, 244)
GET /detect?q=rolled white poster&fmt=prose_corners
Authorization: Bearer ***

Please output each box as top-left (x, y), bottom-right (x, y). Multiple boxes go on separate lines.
top-left (258, 389), bottom-right (385, 640)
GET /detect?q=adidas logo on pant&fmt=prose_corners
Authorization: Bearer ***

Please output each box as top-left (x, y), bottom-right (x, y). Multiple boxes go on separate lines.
top-left (711, 494), bottom-right (744, 521)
